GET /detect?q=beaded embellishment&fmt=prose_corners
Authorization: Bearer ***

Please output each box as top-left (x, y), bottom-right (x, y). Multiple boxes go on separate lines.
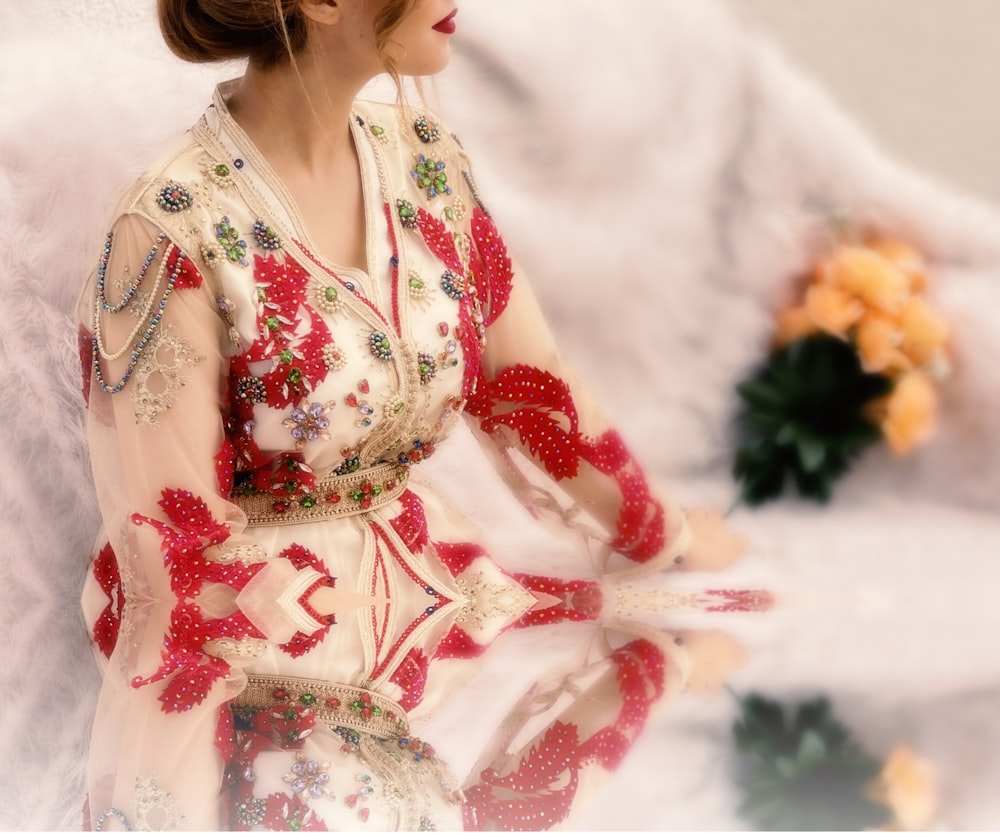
top-left (215, 216), bottom-right (249, 266)
top-left (205, 161), bottom-right (236, 188)
top-left (411, 155), bottom-right (451, 199)
top-left (282, 401), bottom-right (334, 450)
top-left (439, 270), bottom-right (466, 301)
top-left (417, 352), bottom-right (437, 386)
top-left (314, 283), bottom-right (345, 315)
top-left (368, 331), bottom-right (393, 361)
top-left (397, 199), bottom-right (418, 230)
top-left (413, 115), bottom-right (441, 144)
top-left (253, 220), bottom-right (283, 251)
top-left (91, 238), bottom-right (187, 395)
top-left (156, 182), bottom-right (194, 213)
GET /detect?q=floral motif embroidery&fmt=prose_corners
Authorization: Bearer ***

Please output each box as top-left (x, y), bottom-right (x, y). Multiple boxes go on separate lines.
top-left (236, 376), bottom-right (267, 404)
top-left (282, 752), bottom-right (334, 802)
top-left (406, 269), bottom-right (431, 300)
top-left (397, 199), bottom-right (418, 230)
top-left (215, 216), bottom-right (249, 267)
top-left (369, 121), bottom-right (390, 144)
top-left (253, 220), bottom-right (283, 251)
top-left (156, 182), bottom-right (194, 213)
top-left (417, 352), bottom-right (437, 385)
top-left (130, 323), bottom-right (204, 426)
top-left (282, 400), bottom-right (334, 450)
top-left (322, 344), bottom-right (347, 371)
top-left (314, 284), bottom-right (344, 315)
top-left (439, 270), bottom-right (466, 300)
top-left (204, 160), bottom-right (236, 188)
top-left (132, 775), bottom-right (184, 831)
top-left (411, 154), bottom-right (451, 199)
top-left (413, 115), bottom-right (441, 144)
top-left (368, 331), bottom-right (392, 361)
top-left (199, 241), bottom-right (225, 269)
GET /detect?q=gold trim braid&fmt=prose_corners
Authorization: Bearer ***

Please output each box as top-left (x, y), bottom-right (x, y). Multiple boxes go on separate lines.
top-left (234, 674), bottom-right (409, 740)
top-left (232, 462), bottom-right (409, 527)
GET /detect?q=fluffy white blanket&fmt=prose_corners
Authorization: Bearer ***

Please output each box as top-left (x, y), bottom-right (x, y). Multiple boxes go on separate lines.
top-left (2, 1), bottom-right (999, 829)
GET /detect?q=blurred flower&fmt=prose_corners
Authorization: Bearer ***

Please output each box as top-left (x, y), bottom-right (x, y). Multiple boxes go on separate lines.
top-left (805, 282), bottom-right (865, 337)
top-left (878, 373), bottom-right (938, 455)
top-left (822, 245), bottom-right (910, 315)
top-left (898, 297), bottom-right (949, 367)
top-left (869, 745), bottom-right (937, 830)
top-left (774, 304), bottom-right (819, 348)
top-left (855, 312), bottom-right (912, 375)
top-left (867, 237), bottom-right (929, 294)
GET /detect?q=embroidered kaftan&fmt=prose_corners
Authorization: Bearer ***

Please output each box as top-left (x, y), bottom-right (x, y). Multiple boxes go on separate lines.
top-left (78, 81), bottom-right (761, 832)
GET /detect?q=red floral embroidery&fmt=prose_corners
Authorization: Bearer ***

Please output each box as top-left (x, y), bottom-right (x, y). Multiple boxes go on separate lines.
top-left (215, 703), bottom-right (236, 764)
top-left (244, 254), bottom-right (332, 409)
top-left (216, 437), bottom-right (236, 498)
top-left (511, 574), bottom-right (602, 628)
top-left (388, 648), bottom-right (429, 710)
top-left (91, 542), bottom-right (123, 658)
top-left (170, 247), bottom-right (203, 290)
top-left (468, 364), bottom-right (581, 480)
top-left (433, 625), bottom-right (488, 660)
top-left (463, 638), bottom-right (667, 831)
top-left (387, 490), bottom-right (429, 551)
top-left (274, 543), bottom-right (337, 659)
top-left (469, 364), bottom-right (666, 562)
top-left (415, 207), bottom-right (463, 274)
top-left (130, 488), bottom-right (269, 712)
top-left (469, 207), bottom-right (514, 327)
top-left (78, 325), bottom-right (93, 407)
top-left (431, 540), bottom-right (487, 577)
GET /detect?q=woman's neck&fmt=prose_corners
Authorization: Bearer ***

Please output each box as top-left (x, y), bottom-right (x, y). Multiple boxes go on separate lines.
top-left (227, 54), bottom-right (371, 177)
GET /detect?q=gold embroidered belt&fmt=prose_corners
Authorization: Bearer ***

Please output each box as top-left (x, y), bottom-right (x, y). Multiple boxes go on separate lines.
top-left (233, 462), bottom-right (409, 528)
top-left (234, 674), bottom-right (410, 741)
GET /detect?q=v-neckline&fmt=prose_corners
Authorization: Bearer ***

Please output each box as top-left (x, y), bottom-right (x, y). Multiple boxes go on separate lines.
top-left (211, 81), bottom-right (381, 302)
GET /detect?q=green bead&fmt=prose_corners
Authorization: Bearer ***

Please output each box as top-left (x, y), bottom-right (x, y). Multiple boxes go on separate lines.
top-left (299, 495), bottom-right (316, 509)
top-left (288, 368), bottom-right (302, 383)
top-left (324, 286), bottom-right (338, 301)
top-left (279, 349), bottom-right (293, 364)
top-left (266, 317), bottom-right (279, 331)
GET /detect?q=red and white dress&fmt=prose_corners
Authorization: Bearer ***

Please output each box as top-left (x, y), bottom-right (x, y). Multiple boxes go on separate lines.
top-left (78, 81), bottom-right (767, 831)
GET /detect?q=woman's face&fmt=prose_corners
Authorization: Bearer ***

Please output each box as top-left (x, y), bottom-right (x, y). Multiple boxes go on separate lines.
top-left (381, 0), bottom-right (458, 77)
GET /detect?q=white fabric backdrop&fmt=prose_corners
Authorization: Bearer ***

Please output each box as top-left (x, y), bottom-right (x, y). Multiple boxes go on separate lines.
top-left (2, 1), bottom-right (1000, 829)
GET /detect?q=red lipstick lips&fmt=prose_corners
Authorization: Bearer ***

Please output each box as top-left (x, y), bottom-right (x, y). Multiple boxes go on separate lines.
top-left (432, 9), bottom-right (457, 34)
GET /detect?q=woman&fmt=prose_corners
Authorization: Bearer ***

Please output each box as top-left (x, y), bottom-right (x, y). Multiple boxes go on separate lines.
top-left (78, 0), bottom-right (762, 828)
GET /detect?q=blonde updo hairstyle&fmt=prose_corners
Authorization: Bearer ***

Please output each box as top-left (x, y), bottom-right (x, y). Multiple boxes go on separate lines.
top-left (158, 0), bottom-right (419, 78)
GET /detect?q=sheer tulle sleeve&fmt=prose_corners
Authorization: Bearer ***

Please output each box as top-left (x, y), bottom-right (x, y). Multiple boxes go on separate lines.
top-left (77, 213), bottom-right (333, 830)
top-left (453, 171), bottom-right (735, 829)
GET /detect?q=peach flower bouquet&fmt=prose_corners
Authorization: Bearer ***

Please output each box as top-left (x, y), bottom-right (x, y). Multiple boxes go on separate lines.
top-left (733, 229), bottom-right (951, 505)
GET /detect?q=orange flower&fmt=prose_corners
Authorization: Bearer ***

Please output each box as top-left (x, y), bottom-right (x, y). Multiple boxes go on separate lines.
top-left (804, 282), bottom-right (865, 338)
top-left (898, 297), bottom-right (949, 367)
top-left (879, 373), bottom-right (938, 455)
top-left (822, 245), bottom-right (910, 314)
top-left (855, 312), bottom-right (912, 375)
top-left (774, 304), bottom-right (819, 347)
top-left (871, 745), bottom-right (937, 830)
top-left (867, 237), bottom-right (929, 294)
